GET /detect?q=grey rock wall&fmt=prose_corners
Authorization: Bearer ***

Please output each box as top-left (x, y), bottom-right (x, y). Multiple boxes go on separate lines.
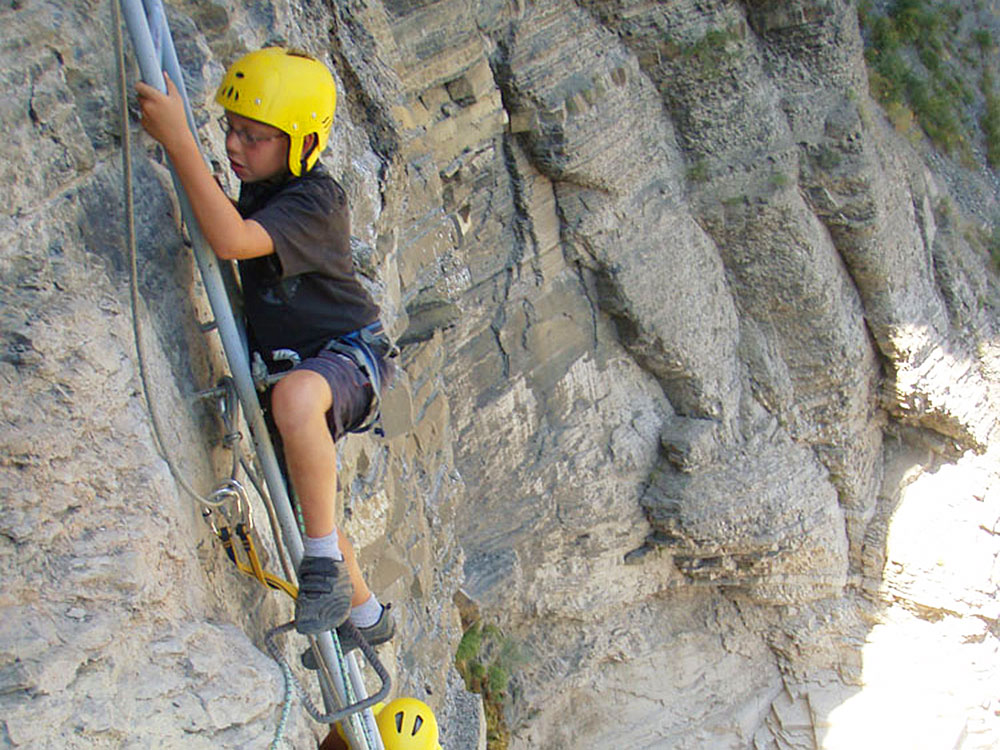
top-left (3, 0), bottom-right (1000, 748)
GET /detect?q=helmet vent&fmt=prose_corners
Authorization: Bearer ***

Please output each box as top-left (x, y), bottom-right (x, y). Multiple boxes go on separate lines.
top-left (412, 716), bottom-right (424, 735)
top-left (235, 71), bottom-right (245, 78)
top-left (394, 712), bottom-right (404, 732)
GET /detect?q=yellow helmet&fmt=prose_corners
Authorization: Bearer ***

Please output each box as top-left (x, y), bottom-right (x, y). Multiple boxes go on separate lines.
top-left (376, 697), bottom-right (443, 750)
top-left (215, 47), bottom-right (336, 176)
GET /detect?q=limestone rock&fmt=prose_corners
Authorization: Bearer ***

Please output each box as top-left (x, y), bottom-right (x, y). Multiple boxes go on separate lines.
top-left (3, 0), bottom-right (1000, 748)
top-left (645, 426), bottom-right (849, 602)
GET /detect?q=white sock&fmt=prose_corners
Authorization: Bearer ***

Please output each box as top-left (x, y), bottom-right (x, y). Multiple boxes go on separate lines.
top-left (350, 593), bottom-right (383, 629)
top-left (303, 530), bottom-right (343, 561)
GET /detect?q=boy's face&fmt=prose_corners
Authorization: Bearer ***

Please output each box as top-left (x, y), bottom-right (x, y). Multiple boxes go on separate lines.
top-left (222, 111), bottom-right (290, 183)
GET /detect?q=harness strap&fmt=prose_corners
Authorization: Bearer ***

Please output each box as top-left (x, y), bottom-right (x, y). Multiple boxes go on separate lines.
top-left (257, 323), bottom-right (397, 434)
top-left (322, 322), bottom-right (397, 436)
top-left (214, 523), bottom-right (299, 599)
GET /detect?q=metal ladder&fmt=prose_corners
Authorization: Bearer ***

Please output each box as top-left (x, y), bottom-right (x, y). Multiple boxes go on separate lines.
top-left (115, 2), bottom-right (388, 747)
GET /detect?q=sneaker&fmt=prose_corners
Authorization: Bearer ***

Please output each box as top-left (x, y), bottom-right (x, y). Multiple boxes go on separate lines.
top-left (300, 604), bottom-right (396, 668)
top-left (339, 604), bottom-right (395, 654)
top-left (295, 556), bottom-right (353, 635)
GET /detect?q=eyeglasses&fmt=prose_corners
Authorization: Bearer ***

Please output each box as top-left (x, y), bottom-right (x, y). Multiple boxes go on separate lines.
top-left (217, 116), bottom-right (285, 146)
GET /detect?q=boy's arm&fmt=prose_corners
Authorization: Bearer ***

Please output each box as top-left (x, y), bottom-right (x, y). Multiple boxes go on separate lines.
top-left (135, 73), bottom-right (273, 261)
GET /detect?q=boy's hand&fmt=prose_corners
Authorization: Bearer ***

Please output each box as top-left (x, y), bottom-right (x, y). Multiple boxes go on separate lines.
top-left (135, 72), bottom-right (193, 153)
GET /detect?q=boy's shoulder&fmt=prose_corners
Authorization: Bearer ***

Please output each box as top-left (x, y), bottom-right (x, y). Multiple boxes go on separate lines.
top-left (241, 162), bottom-right (347, 222)
top-left (296, 162), bottom-right (347, 209)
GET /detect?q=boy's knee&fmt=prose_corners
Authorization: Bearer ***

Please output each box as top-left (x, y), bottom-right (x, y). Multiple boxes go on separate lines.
top-left (271, 371), bottom-right (331, 434)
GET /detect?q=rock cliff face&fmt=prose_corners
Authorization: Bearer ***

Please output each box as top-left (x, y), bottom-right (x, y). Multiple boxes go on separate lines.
top-left (3, 0), bottom-right (1000, 748)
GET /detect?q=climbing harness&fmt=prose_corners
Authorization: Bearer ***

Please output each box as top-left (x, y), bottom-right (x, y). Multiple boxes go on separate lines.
top-left (112, 2), bottom-right (389, 748)
top-left (323, 321), bottom-right (398, 436)
top-left (247, 321), bottom-right (398, 435)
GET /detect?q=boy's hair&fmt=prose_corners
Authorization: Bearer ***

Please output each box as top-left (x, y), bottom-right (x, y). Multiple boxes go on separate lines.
top-left (215, 47), bottom-right (336, 176)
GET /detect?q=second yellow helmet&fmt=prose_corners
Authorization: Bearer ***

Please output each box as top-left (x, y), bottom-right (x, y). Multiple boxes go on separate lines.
top-left (376, 697), bottom-right (443, 750)
top-left (215, 47), bottom-right (336, 176)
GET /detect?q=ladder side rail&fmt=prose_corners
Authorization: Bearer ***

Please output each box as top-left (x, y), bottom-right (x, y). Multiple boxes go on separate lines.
top-left (315, 639), bottom-right (384, 749)
top-left (138, 0), bottom-right (195, 128)
top-left (346, 651), bottom-right (384, 748)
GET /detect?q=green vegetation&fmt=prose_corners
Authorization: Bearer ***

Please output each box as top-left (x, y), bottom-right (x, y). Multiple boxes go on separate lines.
top-left (768, 171), bottom-right (791, 189)
top-left (455, 622), bottom-right (527, 750)
top-left (813, 143), bottom-right (844, 170)
top-left (954, 205), bottom-right (1000, 269)
top-left (663, 25), bottom-right (742, 80)
top-left (981, 78), bottom-right (1000, 168)
top-left (987, 221), bottom-right (1000, 268)
top-left (966, 217), bottom-right (1000, 268)
top-left (686, 158), bottom-right (710, 184)
top-left (682, 27), bottom-right (741, 78)
top-left (858, 0), bottom-right (993, 162)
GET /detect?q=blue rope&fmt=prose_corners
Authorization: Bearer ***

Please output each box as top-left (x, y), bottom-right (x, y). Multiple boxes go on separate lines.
top-left (270, 659), bottom-right (296, 750)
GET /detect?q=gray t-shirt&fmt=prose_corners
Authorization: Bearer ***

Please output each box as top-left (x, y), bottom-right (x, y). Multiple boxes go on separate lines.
top-left (237, 162), bottom-right (380, 359)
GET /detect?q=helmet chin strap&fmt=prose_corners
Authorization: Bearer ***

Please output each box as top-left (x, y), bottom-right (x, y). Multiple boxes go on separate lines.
top-left (296, 132), bottom-right (319, 174)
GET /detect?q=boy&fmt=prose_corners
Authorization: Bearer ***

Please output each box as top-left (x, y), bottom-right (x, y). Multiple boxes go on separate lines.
top-left (136, 47), bottom-right (394, 645)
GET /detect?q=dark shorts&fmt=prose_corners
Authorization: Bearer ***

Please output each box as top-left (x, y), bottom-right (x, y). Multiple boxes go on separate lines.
top-left (295, 350), bottom-right (375, 442)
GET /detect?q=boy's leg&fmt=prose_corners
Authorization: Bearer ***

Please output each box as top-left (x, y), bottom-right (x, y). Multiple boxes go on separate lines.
top-left (338, 532), bottom-right (372, 607)
top-left (271, 369), bottom-right (354, 632)
top-left (273, 356), bottom-right (395, 646)
top-left (271, 369), bottom-right (338, 537)
top-left (337, 513), bottom-right (395, 652)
